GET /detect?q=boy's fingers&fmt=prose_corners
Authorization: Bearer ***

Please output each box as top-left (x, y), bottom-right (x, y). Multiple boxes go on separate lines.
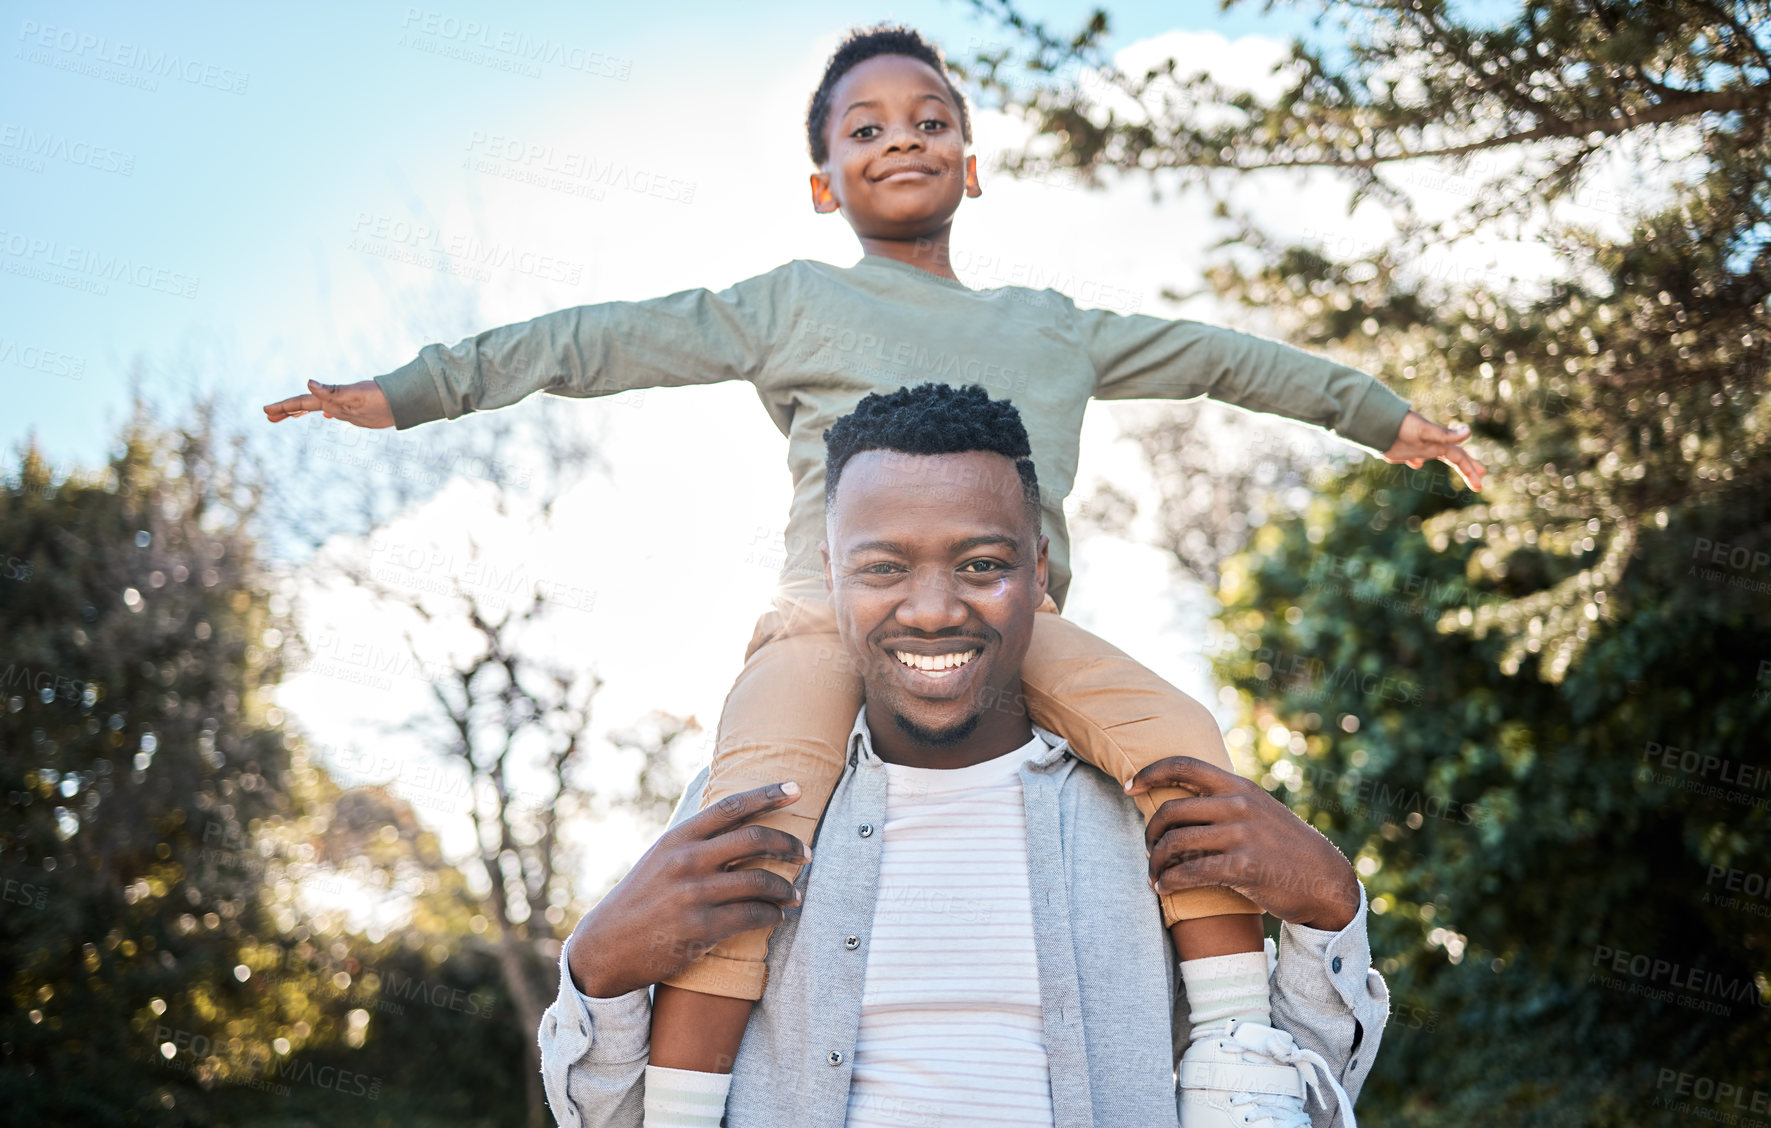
top-left (264, 394), bottom-right (322, 419)
top-left (1445, 447), bottom-right (1484, 490)
top-left (307, 380), bottom-right (356, 411)
top-left (1463, 450), bottom-right (1488, 483)
top-left (1424, 418), bottom-right (1471, 444)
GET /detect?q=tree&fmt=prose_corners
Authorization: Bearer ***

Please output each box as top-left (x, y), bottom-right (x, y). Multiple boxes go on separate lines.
top-left (238, 750), bottom-right (530, 1127)
top-left (0, 400), bottom-right (539, 1125)
top-left (279, 405), bottom-right (691, 1127)
top-left (963, 0), bottom-right (1771, 677)
top-left (1208, 455), bottom-right (1769, 1124)
top-left (0, 402), bottom-right (305, 1123)
top-left (963, 1), bottom-right (1771, 1121)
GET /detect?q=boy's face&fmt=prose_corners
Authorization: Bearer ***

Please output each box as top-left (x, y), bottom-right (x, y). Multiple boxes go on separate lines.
top-left (810, 54), bottom-right (980, 238)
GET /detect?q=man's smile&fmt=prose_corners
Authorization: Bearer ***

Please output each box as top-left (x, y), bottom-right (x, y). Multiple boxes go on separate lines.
top-left (878, 636), bottom-right (989, 695)
top-left (891, 647), bottom-right (981, 674)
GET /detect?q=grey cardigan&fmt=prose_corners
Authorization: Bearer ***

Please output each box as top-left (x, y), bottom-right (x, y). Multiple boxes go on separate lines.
top-left (538, 723), bottom-right (1389, 1127)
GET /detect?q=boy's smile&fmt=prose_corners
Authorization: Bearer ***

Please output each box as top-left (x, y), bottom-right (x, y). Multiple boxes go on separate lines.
top-left (874, 162), bottom-right (940, 183)
top-left (810, 54), bottom-right (981, 253)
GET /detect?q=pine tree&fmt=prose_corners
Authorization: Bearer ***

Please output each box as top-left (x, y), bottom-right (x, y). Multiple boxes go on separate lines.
top-left (962, 0), bottom-right (1771, 677)
top-left (965, 2), bottom-right (1770, 1120)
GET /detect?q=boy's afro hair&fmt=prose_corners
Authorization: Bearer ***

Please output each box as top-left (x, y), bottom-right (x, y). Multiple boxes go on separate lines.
top-left (805, 24), bottom-right (972, 166)
top-left (823, 383), bottom-right (1040, 521)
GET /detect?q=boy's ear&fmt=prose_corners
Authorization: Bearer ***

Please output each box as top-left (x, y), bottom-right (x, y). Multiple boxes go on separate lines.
top-left (964, 154), bottom-right (981, 199)
top-left (810, 171), bottom-right (840, 215)
top-left (821, 541), bottom-right (834, 596)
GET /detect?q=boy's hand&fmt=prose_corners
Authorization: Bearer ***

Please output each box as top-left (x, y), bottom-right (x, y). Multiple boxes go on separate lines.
top-left (1381, 411), bottom-right (1486, 491)
top-left (263, 379), bottom-right (395, 428)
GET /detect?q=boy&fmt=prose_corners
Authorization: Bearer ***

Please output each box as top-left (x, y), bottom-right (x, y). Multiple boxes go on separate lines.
top-left (267, 25), bottom-right (1482, 1126)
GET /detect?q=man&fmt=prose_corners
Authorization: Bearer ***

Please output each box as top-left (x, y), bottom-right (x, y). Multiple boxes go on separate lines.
top-left (541, 385), bottom-right (1388, 1127)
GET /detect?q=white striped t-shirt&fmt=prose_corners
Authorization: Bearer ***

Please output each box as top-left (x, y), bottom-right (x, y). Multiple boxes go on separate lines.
top-left (845, 726), bottom-right (1056, 1128)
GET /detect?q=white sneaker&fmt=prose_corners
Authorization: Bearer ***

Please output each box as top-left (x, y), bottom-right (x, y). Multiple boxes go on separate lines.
top-left (1178, 1018), bottom-right (1357, 1128)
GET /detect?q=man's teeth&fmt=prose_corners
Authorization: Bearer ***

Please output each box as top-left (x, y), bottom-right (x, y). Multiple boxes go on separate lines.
top-left (893, 649), bottom-right (980, 672)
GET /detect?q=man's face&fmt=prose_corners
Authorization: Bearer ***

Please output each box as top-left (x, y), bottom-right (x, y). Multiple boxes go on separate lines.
top-left (811, 54), bottom-right (980, 236)
top-left (824, 450), bottom-right (1047, 749)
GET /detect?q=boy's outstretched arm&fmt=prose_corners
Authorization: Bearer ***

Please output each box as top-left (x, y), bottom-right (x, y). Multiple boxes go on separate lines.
top-left (1078, 305), bottom-right (1486, 490)
top-left (261, 265), bottom-right (795, 430)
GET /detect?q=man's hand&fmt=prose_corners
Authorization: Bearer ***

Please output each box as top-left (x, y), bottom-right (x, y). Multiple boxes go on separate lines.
top-left (1381, 410), bottom-right (1486, 491)
top-left (564, 782), bottom-right (810, 999)
top-left (1128, 757), bottom-right (1361, 932)
top-left (263, 379), bottom-right (395, 428)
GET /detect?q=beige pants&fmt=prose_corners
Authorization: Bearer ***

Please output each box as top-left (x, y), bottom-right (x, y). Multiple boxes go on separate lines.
top-left (660, 595), bottom-right (1260, 1000)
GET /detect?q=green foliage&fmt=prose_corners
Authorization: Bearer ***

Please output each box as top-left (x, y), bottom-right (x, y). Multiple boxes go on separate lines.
top-left (0, 406), bottom-right (521, 1124)
top-left (967, 0), bottom-right (1771, 680)
top-left (0, 407), bottom-right (297, 1121)
top-left (1200, 168), bottom-right (1769, 680)
top-left (961, 0), bottom-right (1771, 231)
top-left (1212, 456), bottom-right (1768, 1123)
top-left (966, 0), bottom-right (1771, 1119)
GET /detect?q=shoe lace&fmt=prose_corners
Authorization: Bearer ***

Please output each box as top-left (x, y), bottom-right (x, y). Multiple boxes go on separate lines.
top-left (1224, 1090), bottom-right (1312, 1128)
top-left (1217, 1020), bottom-right (1357, 1128)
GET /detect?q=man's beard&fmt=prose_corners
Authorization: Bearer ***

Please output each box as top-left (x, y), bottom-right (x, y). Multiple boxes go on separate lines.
top-left (889, 706), bottom-right (981, 747)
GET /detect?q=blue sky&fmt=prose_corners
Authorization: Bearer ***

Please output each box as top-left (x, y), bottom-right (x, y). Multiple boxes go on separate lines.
top-left (11, 1), bottom-right (1581, 887)
top-left (3, 0), bottom-right (1323, 468)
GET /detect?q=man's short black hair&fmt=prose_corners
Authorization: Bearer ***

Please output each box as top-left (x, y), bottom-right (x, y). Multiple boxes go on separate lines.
top-left (805, 25), bottom-right (972, 167)
top-left (823, 383), bottom-right (1041, 523)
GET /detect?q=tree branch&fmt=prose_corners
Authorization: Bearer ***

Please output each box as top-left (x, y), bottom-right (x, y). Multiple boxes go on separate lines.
top-left (1146, 85), bottom-right (1768, 172)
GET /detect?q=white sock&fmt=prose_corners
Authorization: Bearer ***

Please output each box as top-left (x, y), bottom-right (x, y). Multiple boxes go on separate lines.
top-left (1180, 950), bottom-right (1272, 1031)
top-left (643, 1064), bottom-right (731, 1128)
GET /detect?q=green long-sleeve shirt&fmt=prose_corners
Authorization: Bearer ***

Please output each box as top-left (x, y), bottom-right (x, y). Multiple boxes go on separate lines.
top-left (375, 253), bottom-right (1410, 608)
